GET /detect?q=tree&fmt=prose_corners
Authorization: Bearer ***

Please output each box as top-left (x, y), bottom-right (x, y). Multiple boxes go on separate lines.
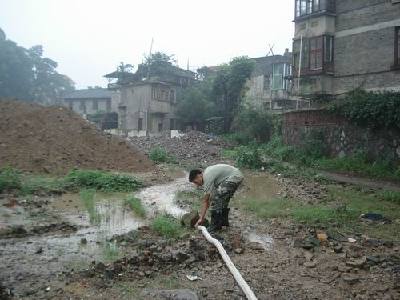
top-left (176, 79), bottom-right (215, 130)
top-left (0, 28), bottom-right (74, 104)
top-left (212, 57), bottom-right (255, 132)
top-left (136, 51), bottom-right (177, 79)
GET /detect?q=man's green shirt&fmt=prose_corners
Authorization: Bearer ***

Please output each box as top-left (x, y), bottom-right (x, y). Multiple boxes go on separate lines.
top-left (202, 164), bottom-right (243, 195)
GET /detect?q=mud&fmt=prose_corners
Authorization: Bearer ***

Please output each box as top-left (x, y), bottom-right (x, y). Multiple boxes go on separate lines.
top-left (1, 170), bottom-right (400, 299)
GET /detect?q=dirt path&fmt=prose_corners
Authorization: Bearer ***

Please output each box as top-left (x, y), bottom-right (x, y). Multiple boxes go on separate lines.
top-left (319, 171), bottom-right (400, 192)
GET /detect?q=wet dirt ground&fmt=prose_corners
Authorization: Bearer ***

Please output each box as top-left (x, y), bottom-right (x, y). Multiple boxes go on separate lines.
top-left (1, 169), bottom-right (399, 299)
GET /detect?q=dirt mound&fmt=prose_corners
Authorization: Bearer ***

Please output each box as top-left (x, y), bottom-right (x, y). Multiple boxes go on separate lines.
top-left (0, 100), bottom-right (153, 174)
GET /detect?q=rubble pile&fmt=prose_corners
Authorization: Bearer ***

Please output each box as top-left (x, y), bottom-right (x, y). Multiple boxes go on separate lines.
top-left (0, 100), bottom-right (153, 174)
top-left (130, 131), bottom-right (232, 167)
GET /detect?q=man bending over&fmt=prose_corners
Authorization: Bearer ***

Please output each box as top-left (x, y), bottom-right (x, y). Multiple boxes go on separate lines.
top-left (189, 164), bottom-right (243, 232)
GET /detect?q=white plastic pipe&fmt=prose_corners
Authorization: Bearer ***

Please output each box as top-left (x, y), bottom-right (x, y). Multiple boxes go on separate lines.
top-left (197, 226), bottom-right (258, 300)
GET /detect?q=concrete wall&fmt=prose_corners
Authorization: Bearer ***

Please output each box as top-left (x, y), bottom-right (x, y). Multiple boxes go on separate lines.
top-left (66, 98), bottom-right (112, 115)
top-left (282, 109), bottom-right (400, 162)
top-left (117, 82), bottom-right (178, 135)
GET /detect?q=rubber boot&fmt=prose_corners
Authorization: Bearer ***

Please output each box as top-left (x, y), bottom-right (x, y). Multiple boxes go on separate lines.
top-left (221, 208), bottom-right (230, 227)
top-left (207, 210), bottom-right (222, 233)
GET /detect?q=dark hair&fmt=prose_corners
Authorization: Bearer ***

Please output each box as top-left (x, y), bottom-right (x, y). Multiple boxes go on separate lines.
top-left (189, 169), bottom-right (202, 182)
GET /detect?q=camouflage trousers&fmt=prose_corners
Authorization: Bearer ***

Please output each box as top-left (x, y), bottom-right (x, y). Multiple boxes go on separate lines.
top-left (210, 179), bottom-right (242, 213)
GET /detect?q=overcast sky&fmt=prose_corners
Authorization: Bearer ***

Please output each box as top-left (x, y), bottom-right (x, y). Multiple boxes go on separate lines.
top-left (0, 0), bottom-right (294, 89)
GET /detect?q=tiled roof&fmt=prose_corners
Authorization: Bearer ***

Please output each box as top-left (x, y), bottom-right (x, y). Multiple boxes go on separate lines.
top-left (63, 88), bottom-right (112, 100)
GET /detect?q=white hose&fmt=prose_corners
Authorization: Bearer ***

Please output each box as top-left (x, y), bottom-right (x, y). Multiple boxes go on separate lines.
top-left (197, 226), bottom-right (258, 300)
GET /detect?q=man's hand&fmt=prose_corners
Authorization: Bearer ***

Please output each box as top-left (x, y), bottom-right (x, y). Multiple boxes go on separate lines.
top-left (195, 217), bottom-right (204, 227)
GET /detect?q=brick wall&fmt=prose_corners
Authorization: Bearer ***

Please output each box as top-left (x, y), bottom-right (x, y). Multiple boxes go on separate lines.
top-left (282, 110), bottom-right (400, 162)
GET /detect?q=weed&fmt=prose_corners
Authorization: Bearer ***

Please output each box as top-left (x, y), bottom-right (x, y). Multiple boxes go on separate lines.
top-left (240, 197), bottom-right (295, 219)
top-left (66, 170), bottom-right (142, 192)
top-left (125, 196), bottom-right (146, 217)
top-left (235, 146), bottom-right (264, 169)
top-left (20, 175), bottom-right (66, 195)
top-left (292, 205), bottom-right (358, 225)
top-left (151, 214), bottom-right (182, 238)
top-left (80, 189), bottom-right (100, 224)
top-left (149, 147), bottom-right (175, 164)
top-left (0, 167), bottom-right (22, 192)
top-left (378, 190), bottom-right (400, 204)
top-left (102, 240), bottom-right (119, 262)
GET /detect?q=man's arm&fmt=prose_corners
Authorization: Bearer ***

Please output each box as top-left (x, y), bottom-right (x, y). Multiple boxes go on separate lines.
top-left (196, 193), bottom-right (210, 226)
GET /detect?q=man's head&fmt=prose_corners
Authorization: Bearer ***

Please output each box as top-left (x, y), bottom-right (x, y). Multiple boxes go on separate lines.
top-left (189, 169), bottom-right (203, 187)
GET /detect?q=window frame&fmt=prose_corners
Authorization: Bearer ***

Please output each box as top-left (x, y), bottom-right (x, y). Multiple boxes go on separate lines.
top-left (138, 118), bottom-right (143, 131)
top-left (395, 26), bottom-right (400, 68)
top-left (309, 36), bottom-right (323, 71)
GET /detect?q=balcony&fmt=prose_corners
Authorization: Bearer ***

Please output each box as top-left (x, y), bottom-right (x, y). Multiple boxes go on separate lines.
top-left (295, 0), bottom-right (335, 21)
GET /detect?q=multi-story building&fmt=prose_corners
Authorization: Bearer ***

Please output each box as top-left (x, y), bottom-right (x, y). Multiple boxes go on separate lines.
top-left (63, 88), bottom-right (115, 115)
top-left (246, 50), bottom-right (295, 110)
top-left (106, 64), bottom-right (195, 136)
top-left (292, 0), bottom-right (400, 97)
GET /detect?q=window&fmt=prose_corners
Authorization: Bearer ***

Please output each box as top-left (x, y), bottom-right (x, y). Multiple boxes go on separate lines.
top-left (138, 118), bottom-right (143, 131)
top-left (106, 100), bottom-right (111, 112)
top-left (92, 100), bottom-right (98, 110)
top-left (170, 89), bottom-right (175, 103)
top-left (152, 87), bottom-right (156, 99)
top-left (170, 118), bottom-right (175, 130)
top-left (79, 101), bottom-right (86, 114)
top-left (310, 37), bottom-right (323, 70)
top-left (395, 27), bottom-right (400, 67)
top-left (295, 0), bottom-right (332, 18)
top-left (158, 122), bottom-right (163, 132)
top-left (293, 35), bottom-right (334, 75)
top-left (271, 63), bottom-right (292, 91)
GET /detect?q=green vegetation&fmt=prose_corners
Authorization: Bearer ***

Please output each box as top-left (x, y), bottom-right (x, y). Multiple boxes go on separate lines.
top-left (149, 147), bottom-right (176, 164)
top-left (125, 195), bottom-right (146, 218)
top-left (238, 185), bottom-right (400, 240)
top-left (102, 240), bottom-right (119, 262)
top-left (328, 89), bottom-right (400, 130)
top-left (151, 215), bottom-right (182, 238)
top-left (80, 189), bottom-right (100, 224)
top-left (0, 167), bottom-right (22, 192)
top-left (378, 190), bottom-right (400, 204)
top-left (0, 28), bottom-right (74, 104)
top-left (20, 175), bottom-right (67, 195)
top-left (65, 169), bottom-right (142, 192)
top-left (315, 154), bottom-right (400, 181)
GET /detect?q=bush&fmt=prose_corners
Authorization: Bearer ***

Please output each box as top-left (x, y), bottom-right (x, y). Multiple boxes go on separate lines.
top-left (235, 146), bottom-right (264, 169)
top-left (0, 168), bottom-right (22, 192)
top-left (66, 170), bottom-right (142, 192)
top-left (80, 189), bottom-right (100, 224)
top-left (231, 106), bottom-right (273, 144)
top-left (379, 190), bottom-right (400, 204)
top-left (151, 215), bottom-right (182, 238)
top-left (125, 196), bottom-right (146, 217)
top-left (149, 147), bottom-right (175, 164)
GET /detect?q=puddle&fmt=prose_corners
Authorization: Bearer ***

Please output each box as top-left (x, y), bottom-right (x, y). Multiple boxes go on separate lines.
top-left (246, 231), bottom-right (274, 251)
top-left (136, 176), bottom-right (190, 218)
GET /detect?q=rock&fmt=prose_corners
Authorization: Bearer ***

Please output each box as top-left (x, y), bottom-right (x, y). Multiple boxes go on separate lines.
top-left (35, 247), bottom-right (43, 254)
top-left (181, 211), bottom-right (199, 228)
top-left (80, 238), bottom-right (87, 245)
top-left (171, 250), bottom-right (190, 263)
top-left (234, 248), bottom-right (244, 254)
top-left (342, 275), bottom-right (361, 285)
top-left (140, 289), bottom-right (199, 300)
top-left (346, 257), bottom-right (367, 268)
top-left (334, 244), bottom-right (343, 253)
top-left (303, 261), bottom-right (317, 268)
top-left (247, 242), bottom-right (265, 251)
top-left (366, 256), bottom-right (382, 265)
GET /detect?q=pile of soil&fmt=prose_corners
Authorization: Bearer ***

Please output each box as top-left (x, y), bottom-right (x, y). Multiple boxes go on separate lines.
top-left (0, 100), bottom-right (153, 174)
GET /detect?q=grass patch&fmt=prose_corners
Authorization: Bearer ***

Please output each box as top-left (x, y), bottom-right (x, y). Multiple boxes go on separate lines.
top-left (0, 167), bottom-right (22, 192)
top-left (80, 189), bottom-right (100, 224)
top-left (151, 215), bottom-right (182, 239)
top-left (240, 197), bottom-right (295, 219)
top-left (292, 204), bottom-right (358, 225)
top-left (149, 147), bottom-right (176, 164)
top-left (102, 240), bottom-right (119, 262)
top-left (378, 190), bottom-right (400, 204)
top-left (65, 169), bottom-right (142, 192)
top-left (315, 154), bottom-right (400, 181)
top-left (20, 175), bottom-right (66, 195)
top-left (125, 196), bottom-right (146, 218)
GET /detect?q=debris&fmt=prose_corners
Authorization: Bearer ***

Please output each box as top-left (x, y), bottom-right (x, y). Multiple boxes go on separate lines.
top-left (317, 232), bottom-right (328, 243)
top-left (234, 248), bottom-right (244, 254)
top-left (45, 286), bottom-right (50, 292)
top-left (303, 261), bottom-right (317, 268)
top-left (348, 238), bottom-right (357, 243)
top-left (346, 257), bottom-right (367, 268)
top-left (360, 213), bottom-right (391, 224)
top-left (333, 244), bottom-right (343, 253)
top-left (186, 275), bottom-right (202, 281)
top-left (140, 289), bottom-right (199, 300)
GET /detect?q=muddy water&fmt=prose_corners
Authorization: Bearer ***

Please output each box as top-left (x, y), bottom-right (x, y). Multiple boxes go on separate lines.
top-left (0, 176), bottom-right (192, 297)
